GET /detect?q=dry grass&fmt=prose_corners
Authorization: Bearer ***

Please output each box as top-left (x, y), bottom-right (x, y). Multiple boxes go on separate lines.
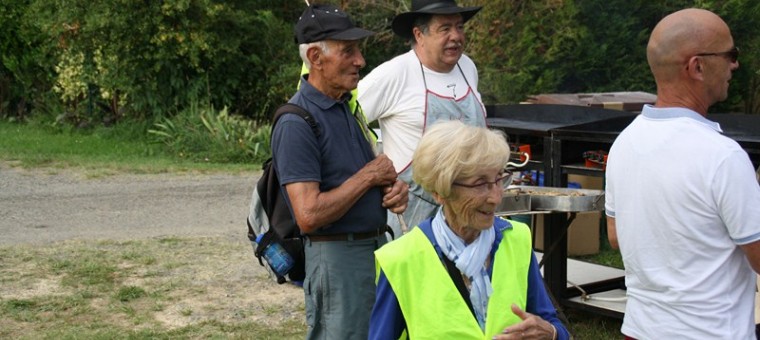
top-left (0, 235), bottom-right (305, 339)
top-left (0, 234), bottom-right (624, 339)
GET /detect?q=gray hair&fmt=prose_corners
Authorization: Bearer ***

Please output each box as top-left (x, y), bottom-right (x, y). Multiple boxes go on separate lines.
top-left (412, 120), bottom-right (510, 199)
top-left (299, 41), bottom-right (331, 69)
top-left (410, 14), bottom-right (432, 45)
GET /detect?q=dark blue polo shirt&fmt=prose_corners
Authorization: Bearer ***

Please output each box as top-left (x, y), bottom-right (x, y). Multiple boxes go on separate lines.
top-left (271, 76), bottom-right (385, 235)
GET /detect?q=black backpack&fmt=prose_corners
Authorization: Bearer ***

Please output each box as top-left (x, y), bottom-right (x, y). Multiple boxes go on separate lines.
top-left (246, 103), bottom-right (318, 284)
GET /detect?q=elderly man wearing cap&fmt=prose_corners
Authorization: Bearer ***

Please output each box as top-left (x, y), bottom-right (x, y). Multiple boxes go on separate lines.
top-left (272, 4), bottom-right (408, 339)
top-left (357, 0), bottom-right (487, 237)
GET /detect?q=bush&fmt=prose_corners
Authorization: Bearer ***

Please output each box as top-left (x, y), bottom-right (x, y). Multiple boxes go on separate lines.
top-left (464, 0), bottom-right (582, 104)
top-left (0, 0), bottom-right (59, 120)
top-left (9, 0), bottom-right (304, 125)
top-left (2, 0), bottom-right (759, 149)
top-left (148, 102), bottom-right (271, 164)
top-left (459, 0), bottom-right (759, 114)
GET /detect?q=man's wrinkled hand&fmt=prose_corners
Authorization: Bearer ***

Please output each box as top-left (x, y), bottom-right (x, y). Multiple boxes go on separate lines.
top-left (362, 154), bottom-right (398, 187)
top-left (383, 180), bottom-right (408, 213)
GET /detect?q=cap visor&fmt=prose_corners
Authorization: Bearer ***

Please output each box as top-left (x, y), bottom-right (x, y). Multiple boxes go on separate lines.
top-left (329, 28), bottom-right (376, 41)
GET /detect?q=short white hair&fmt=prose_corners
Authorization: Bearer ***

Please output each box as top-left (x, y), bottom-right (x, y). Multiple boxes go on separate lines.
top-left (412, 120), bottom-right (510, 199)
top-left (299, 41), bottom-right (331, 70)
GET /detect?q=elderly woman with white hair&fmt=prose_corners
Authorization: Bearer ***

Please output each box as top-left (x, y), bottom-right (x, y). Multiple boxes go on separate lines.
top-left (369, 120), bottom-right (569, 339)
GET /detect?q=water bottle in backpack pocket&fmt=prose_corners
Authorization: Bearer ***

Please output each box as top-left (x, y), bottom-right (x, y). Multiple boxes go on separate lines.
top-left (255, 234), bottom-right (294, 277)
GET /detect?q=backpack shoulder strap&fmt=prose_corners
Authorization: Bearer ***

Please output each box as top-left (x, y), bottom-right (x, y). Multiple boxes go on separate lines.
top-left (272, 103), bottom-right (320, 138)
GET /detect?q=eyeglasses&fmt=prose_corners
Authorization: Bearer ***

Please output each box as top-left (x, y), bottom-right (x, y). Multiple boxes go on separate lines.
top-left (695, 46), bottom-right (739, 63)
top-left (452, 170), bottom-right (514, 194)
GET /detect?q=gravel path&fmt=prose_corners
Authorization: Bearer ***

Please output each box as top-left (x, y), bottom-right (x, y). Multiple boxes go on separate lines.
top-left (0, 163), bottom-right (258, 245)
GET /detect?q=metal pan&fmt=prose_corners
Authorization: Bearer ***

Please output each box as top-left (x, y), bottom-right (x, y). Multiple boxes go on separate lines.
top-left (506, 185), bottom-right (605, 212)
top-left (497, 191), bottom-right (532, 215)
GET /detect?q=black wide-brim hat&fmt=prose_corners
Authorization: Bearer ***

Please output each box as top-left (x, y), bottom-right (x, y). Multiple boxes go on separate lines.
top-left (392, 0), bottom-right (482, 40)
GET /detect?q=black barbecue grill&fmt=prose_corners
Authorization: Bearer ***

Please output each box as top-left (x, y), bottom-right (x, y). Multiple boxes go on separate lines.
top-left (708, 114), bottom-right (760, 167)
top-left (486, 104), bottom-right (636, 136)
top-left (486, 104), bottom-right (636, 179)
top-left (552, 112), bottom-right (760, 166)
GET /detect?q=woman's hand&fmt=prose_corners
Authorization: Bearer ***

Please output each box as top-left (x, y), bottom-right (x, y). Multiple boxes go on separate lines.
top-left (492, 304), bottom-right (557, 340)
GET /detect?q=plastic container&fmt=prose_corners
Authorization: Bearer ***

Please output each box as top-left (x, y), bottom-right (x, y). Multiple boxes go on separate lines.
top-left (255, 234), bottom-right (295, 277)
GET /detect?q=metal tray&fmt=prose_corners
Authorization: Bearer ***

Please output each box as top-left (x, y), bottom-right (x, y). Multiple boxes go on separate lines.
top-left (506, 185), bottom-right (605, 212)
top-left (497, 191), bottom-right (532, 215)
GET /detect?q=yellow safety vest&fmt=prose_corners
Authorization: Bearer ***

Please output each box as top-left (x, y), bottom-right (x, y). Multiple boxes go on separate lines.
top-left (374, 220), bottom-right (532, 339)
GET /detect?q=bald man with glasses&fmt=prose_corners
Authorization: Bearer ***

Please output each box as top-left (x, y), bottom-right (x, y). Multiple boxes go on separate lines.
top-left (605, 8), bottom-right (760, 339)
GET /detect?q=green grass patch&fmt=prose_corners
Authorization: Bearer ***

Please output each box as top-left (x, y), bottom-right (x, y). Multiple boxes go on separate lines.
top-left (573, 240), bottom-right (624, 269)
top-left (565, 308), bottom-right (623, 338)
top-left (148, 103), bottom-right (272, 165)
top-left (0, 120), bottom-right (255, 175)
top-left (115, 286), bottom-right (147, 302)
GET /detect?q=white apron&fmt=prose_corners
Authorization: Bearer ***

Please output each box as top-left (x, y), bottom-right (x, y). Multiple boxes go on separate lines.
top-left (388, 60), bottom-right (487, 239)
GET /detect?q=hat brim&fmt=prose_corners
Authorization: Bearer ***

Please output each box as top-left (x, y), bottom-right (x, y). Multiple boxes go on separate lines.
top-left (391, 6), bottom-right (481, 40)
top-left (328, 27), bottom-right (376, 41)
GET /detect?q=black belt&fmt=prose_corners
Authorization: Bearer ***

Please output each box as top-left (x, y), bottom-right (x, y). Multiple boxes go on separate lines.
top-left (308, 226), bottom-right (389, 242)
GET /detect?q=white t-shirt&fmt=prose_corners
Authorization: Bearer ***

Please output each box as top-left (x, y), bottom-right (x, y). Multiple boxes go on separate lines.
top-left (605, 105), bottom-right (760, 339)
top-left (358, 50), bottom-right (483, 172)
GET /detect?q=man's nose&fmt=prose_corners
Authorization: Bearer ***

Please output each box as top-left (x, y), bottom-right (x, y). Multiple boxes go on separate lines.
top-left (355, 50), bottom-right (366, 69)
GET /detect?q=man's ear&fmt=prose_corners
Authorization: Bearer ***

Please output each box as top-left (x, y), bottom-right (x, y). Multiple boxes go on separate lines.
top-left (686, 56), bottom-right (704, 80)
top-left (412, 27), bottom-right (424, 45)
top-left (307, 46), bottom-right (322, 68)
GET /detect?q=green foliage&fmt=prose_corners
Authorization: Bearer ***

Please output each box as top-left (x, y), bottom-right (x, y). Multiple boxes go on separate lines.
top-left (345, 0), bottom-right (411, 70)
top-left (2, 0), bottom-right (760, 141)
top-left (558, 0), bottom-right (655, 93)
top-left (0, 119), bottom-right (254, 173)
top-left (457, 0), bottom-right (759, 113)
top-left (6, 0), bottom-right (304, 125)
top-left (148, 102), bottom-right (271, 164)
top-left (465, 0), bottom-right (583, 103)
top-left (465, 0), bottom-right (660, 103)
top-left (711, 0), bottom-right (760, 113)
top-left (0, 0), bottom-right (59, 120)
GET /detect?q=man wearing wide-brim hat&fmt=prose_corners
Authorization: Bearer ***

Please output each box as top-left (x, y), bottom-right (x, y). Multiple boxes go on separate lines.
top-left (358, 0), bottom-right (487, 238)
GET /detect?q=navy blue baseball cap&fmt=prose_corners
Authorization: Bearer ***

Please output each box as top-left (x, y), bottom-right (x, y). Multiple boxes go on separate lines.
top-left (295, 4), bottom-right (375, 44)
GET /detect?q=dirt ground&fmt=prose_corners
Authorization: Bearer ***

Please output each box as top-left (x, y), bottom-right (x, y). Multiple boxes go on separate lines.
top-left (0, 162), bottom-right (305, 332)
top-left (0, 163), bottom-right (256, 245)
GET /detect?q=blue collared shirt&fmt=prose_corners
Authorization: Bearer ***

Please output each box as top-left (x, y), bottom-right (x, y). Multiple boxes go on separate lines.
top-left (272, 76), bottom-right (385, 234)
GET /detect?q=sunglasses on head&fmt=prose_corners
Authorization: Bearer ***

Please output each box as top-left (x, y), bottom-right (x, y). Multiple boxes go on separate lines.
top-left (695, 46), bottom-right (739, 63)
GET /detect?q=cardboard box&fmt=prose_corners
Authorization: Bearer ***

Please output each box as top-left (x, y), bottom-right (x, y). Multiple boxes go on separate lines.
top-left (567, 174), bottom-right (604, 190)
top-left (533, 212), bottom-right (601, 256)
